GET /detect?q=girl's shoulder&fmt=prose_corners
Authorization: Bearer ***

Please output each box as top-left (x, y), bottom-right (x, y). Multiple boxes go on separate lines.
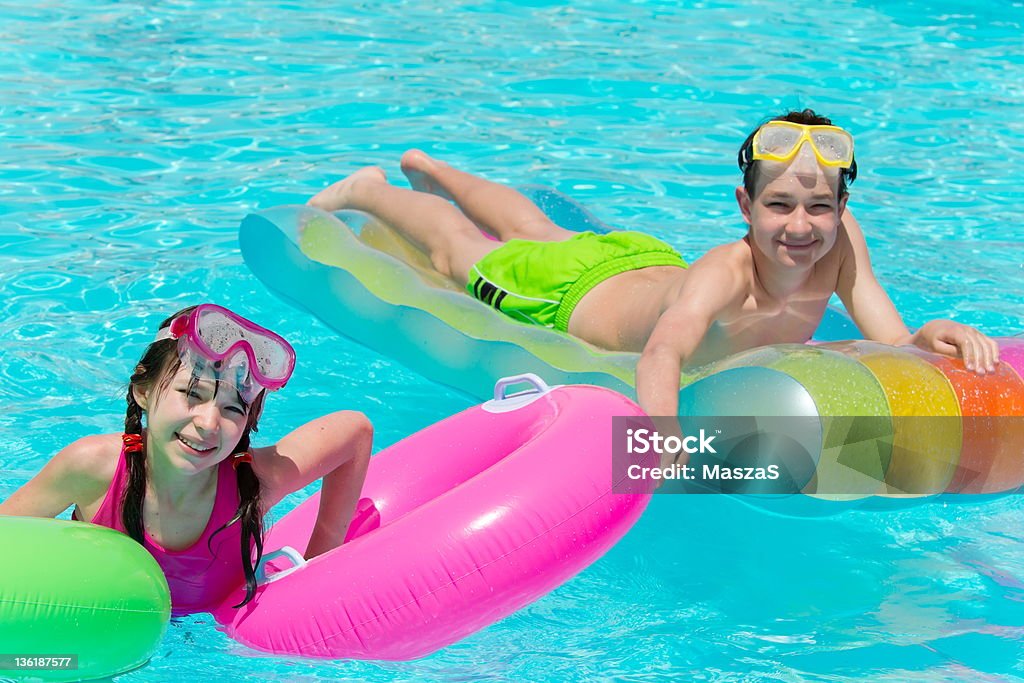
top-left (0, 433), bottom-right (122, 518)
top-left (58, 433), bottom-right (123, 501)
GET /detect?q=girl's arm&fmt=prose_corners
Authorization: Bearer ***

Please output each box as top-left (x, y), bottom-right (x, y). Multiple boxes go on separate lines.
top-left (253, 411), bottom-right (372, 559)
top-left (0, 435), bottom-right (114, 518)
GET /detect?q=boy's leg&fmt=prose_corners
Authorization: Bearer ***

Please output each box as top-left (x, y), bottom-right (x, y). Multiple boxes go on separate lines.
top-left (400, 150), bottom-right (577, 242)
top-left (308, 167), bottom-right (497, 286)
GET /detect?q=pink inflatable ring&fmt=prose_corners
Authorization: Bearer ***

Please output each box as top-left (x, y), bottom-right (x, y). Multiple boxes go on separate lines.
top-left (213, 375), bottom-right (652, 660)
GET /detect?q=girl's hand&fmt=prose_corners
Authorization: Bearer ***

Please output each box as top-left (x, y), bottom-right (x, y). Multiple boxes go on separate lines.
top-left (911, 319), bottom-right (1000, 374)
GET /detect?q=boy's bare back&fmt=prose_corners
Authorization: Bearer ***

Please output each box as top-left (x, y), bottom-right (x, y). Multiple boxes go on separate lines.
top-left (568, 228), bottom-right (845, 365)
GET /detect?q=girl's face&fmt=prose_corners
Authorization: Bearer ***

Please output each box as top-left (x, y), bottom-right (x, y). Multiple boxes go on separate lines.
top-left (138, 363), bottom-right (250, 475)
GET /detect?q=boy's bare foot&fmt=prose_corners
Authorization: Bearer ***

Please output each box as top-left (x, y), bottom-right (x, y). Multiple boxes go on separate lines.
top-left (308, 166), bottom-right (388, 211)
top-left (400, 149), bottom-right (453, 200)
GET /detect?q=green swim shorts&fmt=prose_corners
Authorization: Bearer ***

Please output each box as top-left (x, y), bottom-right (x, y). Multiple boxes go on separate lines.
top-left (466, 231), bottom-right (687, 332)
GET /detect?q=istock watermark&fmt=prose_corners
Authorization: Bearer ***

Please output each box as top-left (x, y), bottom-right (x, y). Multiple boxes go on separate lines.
top-left (625, 427), bottom-right (718, 456)
top-left (612, 415), bottom-right (1024, 496)
top-left (613, 415), bottom-right (816, 494)
top-left (623, 425), bottom-right (786, 484)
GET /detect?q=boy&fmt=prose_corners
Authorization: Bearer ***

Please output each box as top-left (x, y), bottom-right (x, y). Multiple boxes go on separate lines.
top-left (309, 110), bottom-right (999, 417)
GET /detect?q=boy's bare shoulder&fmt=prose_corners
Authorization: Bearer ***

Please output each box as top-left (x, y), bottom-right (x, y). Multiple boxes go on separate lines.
top-left (692, 237), bottom-right (752, 265)
top-left (686, 239), bottom-right (753, 287)
top-left (655, 239), bottom-right (752, 325)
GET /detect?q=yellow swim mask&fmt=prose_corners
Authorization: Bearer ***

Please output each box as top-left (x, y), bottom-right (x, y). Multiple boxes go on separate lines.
top-left (751, 121), bottom-right (855, 169)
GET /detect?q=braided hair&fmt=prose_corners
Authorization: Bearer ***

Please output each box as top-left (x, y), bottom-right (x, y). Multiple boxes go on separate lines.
top-left (122, 306), bottom-right (267, 608)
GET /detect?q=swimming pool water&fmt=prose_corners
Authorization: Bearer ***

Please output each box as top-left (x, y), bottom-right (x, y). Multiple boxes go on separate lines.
top-left (2, 0), bottom-right (1023, 680)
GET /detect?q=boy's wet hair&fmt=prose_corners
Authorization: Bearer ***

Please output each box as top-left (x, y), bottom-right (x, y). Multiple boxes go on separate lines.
top-left (737, 109), bottom-right (858, 198)
top-left (122, 306), bottom-right (267, 609)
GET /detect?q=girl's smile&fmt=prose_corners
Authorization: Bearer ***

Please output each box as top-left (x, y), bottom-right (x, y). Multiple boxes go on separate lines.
top-left (174, 432), bottom-right (218, 456)
top-left (141, 365), bottom-right (250, 473)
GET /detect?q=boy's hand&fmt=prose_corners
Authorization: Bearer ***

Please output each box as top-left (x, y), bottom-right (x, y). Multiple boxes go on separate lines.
top-left (911, 319), bottom-right (1000, 374)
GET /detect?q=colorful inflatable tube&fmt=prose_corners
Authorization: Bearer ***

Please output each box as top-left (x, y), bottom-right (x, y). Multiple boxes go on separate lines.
top-left (213, 378), bottom-right (653, 660)
top-left (240, 190), bottom-right (1024, 501)
top-left (683, 340), bottom-right (1024, 500)
top-left (0, 516), bottom-right (171, 682)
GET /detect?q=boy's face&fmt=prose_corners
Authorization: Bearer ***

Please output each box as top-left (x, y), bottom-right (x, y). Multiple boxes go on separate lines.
top-left (736, 143), bottom-right (848, 269)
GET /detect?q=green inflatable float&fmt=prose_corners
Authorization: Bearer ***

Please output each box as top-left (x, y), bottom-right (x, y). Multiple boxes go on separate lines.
top-left (0, 516), bottom-right (171, 682)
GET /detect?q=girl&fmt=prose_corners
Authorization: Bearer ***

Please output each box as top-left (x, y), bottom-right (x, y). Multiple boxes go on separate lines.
top-left (0, 304), bottom-right (371, 615)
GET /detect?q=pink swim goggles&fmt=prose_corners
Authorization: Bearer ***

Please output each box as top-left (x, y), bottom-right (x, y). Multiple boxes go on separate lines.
top-left (155, 304), bottom-right (296, 403)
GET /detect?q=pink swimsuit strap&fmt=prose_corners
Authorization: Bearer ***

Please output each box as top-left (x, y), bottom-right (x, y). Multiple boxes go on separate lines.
top-left (82, 439), bottom-right (247, 615)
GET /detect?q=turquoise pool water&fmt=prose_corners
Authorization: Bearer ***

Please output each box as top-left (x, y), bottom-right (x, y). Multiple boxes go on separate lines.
top-left (2, 0), bottom-right (1023, 680)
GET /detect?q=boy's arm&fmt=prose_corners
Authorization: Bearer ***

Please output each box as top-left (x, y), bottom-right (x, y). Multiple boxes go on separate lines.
top-left (836, 209), bottom-right (999, 373)
top-left (636, 257), bottom-right (744, 418)
top-left (833, 209), bottom-right (912, 343)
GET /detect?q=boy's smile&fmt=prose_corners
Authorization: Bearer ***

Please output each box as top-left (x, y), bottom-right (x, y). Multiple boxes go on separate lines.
top-left (738, 145), bottom-right (847, 271)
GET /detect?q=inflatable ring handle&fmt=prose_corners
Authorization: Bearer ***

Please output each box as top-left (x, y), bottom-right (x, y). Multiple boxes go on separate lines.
top-left (255, 546), bottom-right (308, 585)
top-left (493, 373), bottom-right (551, 401)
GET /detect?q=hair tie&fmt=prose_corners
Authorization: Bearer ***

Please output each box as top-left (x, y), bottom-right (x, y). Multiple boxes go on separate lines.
top-left (232, 451), bottom-right (253, 470)
top-left (121, 433), bottom-right (144, 454)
